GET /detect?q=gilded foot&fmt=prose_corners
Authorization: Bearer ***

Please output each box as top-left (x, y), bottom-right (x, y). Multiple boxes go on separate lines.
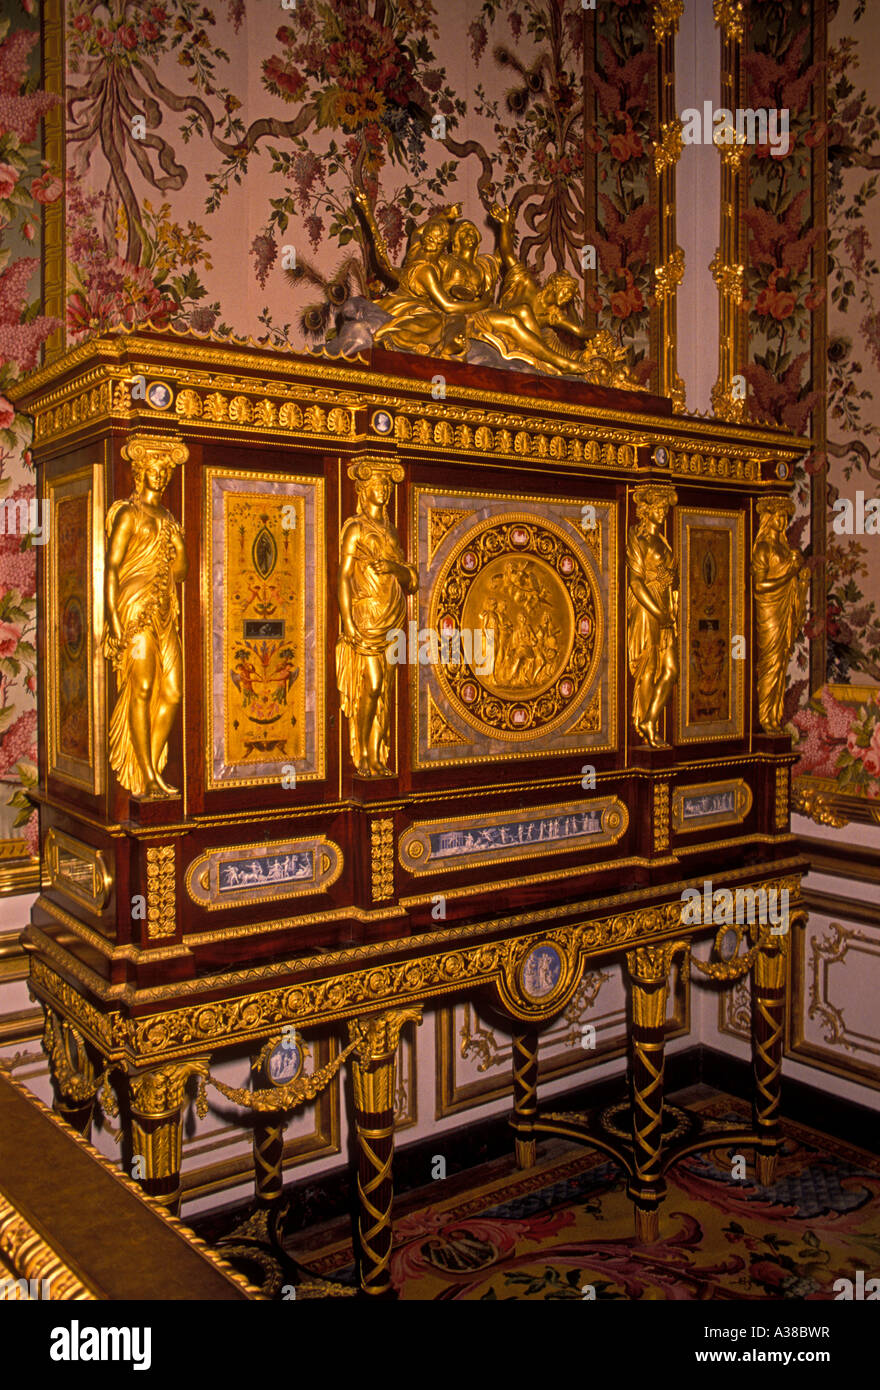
top-left (756, 1152), bottom-right (777, 1186)
top-left (138, 778), bottom-right (179, 799)
top-left (634, 1206), bottom-right (660, 1243)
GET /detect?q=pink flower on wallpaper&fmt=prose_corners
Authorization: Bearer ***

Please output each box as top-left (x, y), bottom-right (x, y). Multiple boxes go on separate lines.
top-left (0, 256), bottom-right (59, 371)
top-left (0, 486), bottom-right (36, 599)
top-left (592, 39), bottom-right (653, 120)
top-left (262, 54), bottom-right (307, 102)
top-left (609, 270), bottom-right (645, 319)
top-left (591, 196), bottom-right (654, 275)
top-left (742, 28), bottom-right (819, 115)
top-left (0, 621), bottom-right (22, 659)
top-left (30, 171), bottom-right (62, 204)
top-left (863, 743), bottom-right (880, 778)
top-left (860, 310), bottom-right (880, 371)
top-left (755, 270), bottom-right (797, 322)
top-left (66, 254), bottom-right (173, 336)
top-left (0, 29), bottom-right (58, 143)
top-left (607, 119), bottom-right (644, 163)
top-left (0, 162), bottom-right (19, 198)
top-left (23, 812), bottom-right (37, 857)
top-left (744, 354), bottom-right (820, 432)
top-left (0, 394), bottom-right (14, 428)
top-left (792, 688), bottom-right (864, 778)
top-left (21, 220), bottom-right (34, 241)
top-left (0, 709), bottom-right (36, 779)
top-left (251, 233), bottom-right (277, 290)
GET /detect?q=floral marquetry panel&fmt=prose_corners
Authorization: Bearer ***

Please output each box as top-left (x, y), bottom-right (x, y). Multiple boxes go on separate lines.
top-left (205, 470), bottom-right (325, 788)
top-left (45, 466), bottom-right (105, 794)
top-left (674, 508), bottom-right (745, 744)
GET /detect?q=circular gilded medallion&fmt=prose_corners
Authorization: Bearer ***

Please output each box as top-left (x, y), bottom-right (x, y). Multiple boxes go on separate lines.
top-left (431, 515), bottom-right (601, 740)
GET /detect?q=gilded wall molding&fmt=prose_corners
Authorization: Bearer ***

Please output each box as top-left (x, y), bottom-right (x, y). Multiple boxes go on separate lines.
top-left (711, 5), bottom-right (748, 421)
top-left (653, 17), bottom-right (686, 410)
top-left (788, 915), bottom-right (880, 1091)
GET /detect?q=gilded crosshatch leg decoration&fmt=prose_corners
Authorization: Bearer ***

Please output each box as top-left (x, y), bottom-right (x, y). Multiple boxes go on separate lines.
top-left (210, 1038), bottom-right (357, 1300)
top-left (511, 1028), bottom-right (540, 1169)
top-left (349, 1009), bottom-right (422, 1298)
top-left (102, 435), bottom-right (189, 798)
top-left (751, 927), bottom-right (791, 1187)
top-left (336, 458), bottom-right (417, 777)
top-left (625, 942), bottom-right (688, 1241)
top-left (128, 1060), bottom-right (210, 1215)
top-left (627, 486), bottom-right (680, 748)
top-left (751, 498), bottom-right (809, 735)
top-left (42, 1009), bottom-right (100, 1139)
top-left (251, 1052), bottom-right (285, 1211)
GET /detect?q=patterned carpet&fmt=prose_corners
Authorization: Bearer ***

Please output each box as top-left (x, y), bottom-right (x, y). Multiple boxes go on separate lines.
top-left (289, 1089), bottom-right (880, 1300)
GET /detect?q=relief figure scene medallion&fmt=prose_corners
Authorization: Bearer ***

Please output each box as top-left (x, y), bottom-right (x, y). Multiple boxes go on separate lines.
top-left (432, 517), bottom-right (600, 741)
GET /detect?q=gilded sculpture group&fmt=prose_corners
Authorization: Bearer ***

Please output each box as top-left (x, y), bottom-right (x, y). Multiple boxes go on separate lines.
top-left (98, 196), bottom-right (808, 794)
top-left (357, 193), bottom-right (635, 387)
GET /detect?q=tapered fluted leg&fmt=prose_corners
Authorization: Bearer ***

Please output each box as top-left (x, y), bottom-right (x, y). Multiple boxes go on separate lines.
top-left (128, 1061), bottom-right (209, 1215)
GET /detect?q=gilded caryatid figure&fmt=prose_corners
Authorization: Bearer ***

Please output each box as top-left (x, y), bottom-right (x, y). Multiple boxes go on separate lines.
top-left (627, 484), bottom-right (680, 748)
top-left (102, 435), bottom-right (188, 798)
top-left (752, 496), bottom-right (809, 735)
top-left (336, 459), bottom-right (418, 777)
top-left (351, 188), bottom-right (638, 386)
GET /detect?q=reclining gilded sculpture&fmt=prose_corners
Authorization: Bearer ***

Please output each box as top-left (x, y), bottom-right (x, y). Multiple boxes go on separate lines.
top-left (321, 190), bottom-right (639, 389)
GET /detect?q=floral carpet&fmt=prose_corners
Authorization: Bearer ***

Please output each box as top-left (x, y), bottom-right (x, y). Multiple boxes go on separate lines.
top-left (292, 1092), bottom-right (880, 1300)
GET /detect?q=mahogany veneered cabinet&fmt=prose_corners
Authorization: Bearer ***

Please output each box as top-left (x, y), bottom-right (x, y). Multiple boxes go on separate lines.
top-left (12, 330), bottom-right (808, 1297)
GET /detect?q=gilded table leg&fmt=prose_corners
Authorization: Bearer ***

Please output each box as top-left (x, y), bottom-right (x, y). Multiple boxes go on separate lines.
top-left (751, 930), bottom-right (787, 1186)
top-left (128, 1061), bottom-right (210, 1216)
top-left (625, 943), bottom-right (683, 1242)
top-left (251, 1051), bottom-right (285, 1211)
top-left (512, 1028), bottom-right (539, 1169)
top-left (349, 1008), bottom-right (421, 1299)
top-left (42, 1009), bottom-right (99, 1139)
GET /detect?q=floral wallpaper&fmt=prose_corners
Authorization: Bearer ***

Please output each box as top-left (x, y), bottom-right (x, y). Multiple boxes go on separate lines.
top-left (781, 0), bottom-right (880, 802)
top-left (58, 0), bottom-right (668, 368)
top-left (0, 2), bottom-right (62, 857)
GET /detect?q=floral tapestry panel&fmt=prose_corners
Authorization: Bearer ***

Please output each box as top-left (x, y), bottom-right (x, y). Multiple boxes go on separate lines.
top-left (63, 0), bottom-right (596, 353)
top-left (0, 2), bottom-right (62, 859)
